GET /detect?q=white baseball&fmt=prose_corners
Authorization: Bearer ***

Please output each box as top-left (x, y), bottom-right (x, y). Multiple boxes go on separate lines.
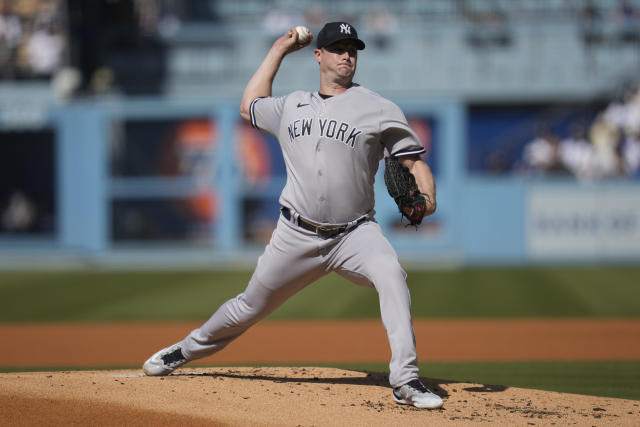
top-left (295, 26), bottom-right (311, 44)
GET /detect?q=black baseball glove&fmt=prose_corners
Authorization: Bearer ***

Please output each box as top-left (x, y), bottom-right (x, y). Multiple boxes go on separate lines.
top-left (384, 156), bottom-right (427, 226)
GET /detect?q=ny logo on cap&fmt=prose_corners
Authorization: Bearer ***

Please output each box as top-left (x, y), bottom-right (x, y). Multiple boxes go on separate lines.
top-left (340, 24), bottom-right (351, 35)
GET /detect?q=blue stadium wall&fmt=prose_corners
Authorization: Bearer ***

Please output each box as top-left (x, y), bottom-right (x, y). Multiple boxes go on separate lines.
top-left (0, 97), bottom-right (639, 268)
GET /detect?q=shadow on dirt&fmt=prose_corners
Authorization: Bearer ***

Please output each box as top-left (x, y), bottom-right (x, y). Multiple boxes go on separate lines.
top-left (172, 368), bottom-right (509, 400)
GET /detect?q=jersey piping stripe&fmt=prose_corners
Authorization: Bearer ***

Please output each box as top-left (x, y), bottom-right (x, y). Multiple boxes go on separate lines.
top-left (249, 97), bottom-right (264, 129)
top-left (394, 147), bottom-right (426, 157)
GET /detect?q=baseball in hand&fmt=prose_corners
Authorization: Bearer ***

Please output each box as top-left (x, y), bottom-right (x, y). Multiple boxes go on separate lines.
top-left (295, 26), bottom-right (311, 44)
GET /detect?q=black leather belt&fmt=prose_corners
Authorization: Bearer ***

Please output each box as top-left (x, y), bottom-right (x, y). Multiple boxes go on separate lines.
top-left (281, 207), bottom-right (368, 239)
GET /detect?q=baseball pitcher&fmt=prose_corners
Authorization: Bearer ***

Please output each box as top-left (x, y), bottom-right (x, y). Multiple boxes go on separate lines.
top-left (142, 21), bottom-right (441, 409)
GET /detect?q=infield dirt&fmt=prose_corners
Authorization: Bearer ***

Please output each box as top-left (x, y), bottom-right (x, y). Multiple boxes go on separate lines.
top-left (3, 319), bottom-right (640, 367)
top-left (1, 319), bottom-right (640, 425)
top-left (2, 367), bottom-right (640, 426)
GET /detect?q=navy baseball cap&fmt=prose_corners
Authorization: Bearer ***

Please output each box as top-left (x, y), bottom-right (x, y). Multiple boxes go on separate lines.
top-left (316, 22), bottom-right (366, 50)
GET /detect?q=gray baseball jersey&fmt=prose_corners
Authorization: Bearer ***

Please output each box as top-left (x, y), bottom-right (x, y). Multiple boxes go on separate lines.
top-left (250, 84), bottom-right (425, 224)
top-left (176, 84), bottom-right (426, 389)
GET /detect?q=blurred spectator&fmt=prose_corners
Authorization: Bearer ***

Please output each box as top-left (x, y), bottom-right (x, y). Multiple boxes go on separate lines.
top-left (136, 0), bottom-right (161, 37)
top-left (559, 125), bottom-right (597, 181)
top-left (0, 0), bottom-right (22, 78)
top-left (603, 94), bottom-right (630, 130)
top-left (1, 190), bottom-right (36, 232)
top-left (623, 86), bottom-right (640, 136)
top-left (0, 0), bottom-right (64, 79)
top-left (522, 126), bottom-right (568, 176)
top-left (66, 0), bottom-right (168, 96)
top-left (595, 85), bottom-right (640, 177)
top-left (623, 131), bottom-right (640, 176)
top-left (615, 0), bottom-right (640, 43)
top-left (25, 20), bottom-right (63, 76)
top-left (518, 84), bottom-right (640, 180)
top-left (591, 112), bottom-right (621, 176)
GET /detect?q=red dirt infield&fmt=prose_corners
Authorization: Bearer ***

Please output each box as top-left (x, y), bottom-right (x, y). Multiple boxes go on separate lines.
top-left (2, 319), bottom-right (640, 426)
top-left (2, 318), bottom-right (640, 367)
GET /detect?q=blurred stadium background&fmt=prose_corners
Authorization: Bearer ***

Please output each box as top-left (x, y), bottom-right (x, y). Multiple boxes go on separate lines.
top-left (2, 0), bottom-right (640, 268)
top-left (1, 0), bottom-right (640, 402)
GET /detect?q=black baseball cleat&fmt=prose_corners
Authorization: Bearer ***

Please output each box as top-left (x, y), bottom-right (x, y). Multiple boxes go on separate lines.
top-left (393, 379), bottom-right (444, 409)
top-left (142, 343), bottom-right (187, 376)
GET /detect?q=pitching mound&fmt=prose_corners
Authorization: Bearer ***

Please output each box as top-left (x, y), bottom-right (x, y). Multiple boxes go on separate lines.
top-left (1, 367), bottom-right (638, 426)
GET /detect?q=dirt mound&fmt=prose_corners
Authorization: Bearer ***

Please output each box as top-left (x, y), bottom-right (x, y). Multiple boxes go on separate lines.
top-left (1, 367), bottom-right (638, 426)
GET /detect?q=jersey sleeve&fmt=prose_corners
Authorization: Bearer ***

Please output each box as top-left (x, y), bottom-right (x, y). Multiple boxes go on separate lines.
top-left (249, 95), bottom-right (287, 136)
top-left (379, 102), bottom-right (426, 157)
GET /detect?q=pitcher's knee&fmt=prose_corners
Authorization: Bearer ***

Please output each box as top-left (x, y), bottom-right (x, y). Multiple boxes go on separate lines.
top-left (367, 257), bottom-right (406, 283)
top-left (229, 285), bottom-right (288, 326)
top-left (224, 293), bottom-right (266, 326)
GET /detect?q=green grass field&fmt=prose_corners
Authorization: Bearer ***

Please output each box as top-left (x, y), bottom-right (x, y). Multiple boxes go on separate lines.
top-left (1, 266), bottom-right (639, 401)
top-left (1, 266), bottom-right (639, 322)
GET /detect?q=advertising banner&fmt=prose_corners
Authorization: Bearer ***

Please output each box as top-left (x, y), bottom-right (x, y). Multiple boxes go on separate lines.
top-left (528, 187), bottom-right (640, 258)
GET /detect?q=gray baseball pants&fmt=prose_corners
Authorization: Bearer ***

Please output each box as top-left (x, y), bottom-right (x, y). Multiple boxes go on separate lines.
top-left (180, 214), bottom-right (419, 388)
